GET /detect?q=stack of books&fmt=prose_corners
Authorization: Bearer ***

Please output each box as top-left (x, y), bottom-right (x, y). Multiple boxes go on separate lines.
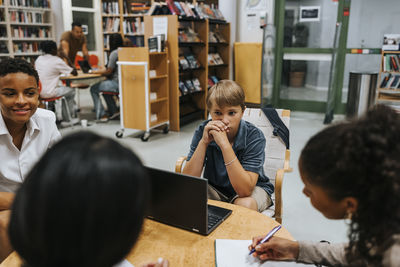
top-left (179, 54), bottom-right (201, 70)
top-left (179, 78), bottom-right (202, 95)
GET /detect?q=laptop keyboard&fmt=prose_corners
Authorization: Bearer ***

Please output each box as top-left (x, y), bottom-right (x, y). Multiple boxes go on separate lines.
top-left (208, 212), bottom-right (222, 230)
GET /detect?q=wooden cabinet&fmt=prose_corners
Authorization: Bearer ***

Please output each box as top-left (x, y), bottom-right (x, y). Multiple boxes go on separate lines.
top-left (377, 51), bottom-right (400, 103)
top-left (118, 47), bottom-right (169, 141)
top-left (0, 0), bottom-right (54, 63)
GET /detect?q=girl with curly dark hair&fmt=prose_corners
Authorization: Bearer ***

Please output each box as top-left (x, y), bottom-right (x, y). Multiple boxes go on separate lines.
top-left (249, 104), bottom-right (400, 266)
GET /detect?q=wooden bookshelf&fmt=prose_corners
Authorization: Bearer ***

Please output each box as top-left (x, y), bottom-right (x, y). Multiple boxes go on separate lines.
top-left (118, 47), bottom-right (169, 141)
top-left (101, 0), bottom-right (151, 60)
top-left (0, 0), bottom-right (54, 63)
top-left (207, 20), bottom-right (230, 83)
top-left (377, 50), bottom-right (400, 103)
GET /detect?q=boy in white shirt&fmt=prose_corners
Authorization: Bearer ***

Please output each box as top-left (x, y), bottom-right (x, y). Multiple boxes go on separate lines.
top-left (35, 40), bottom-right (77, 124)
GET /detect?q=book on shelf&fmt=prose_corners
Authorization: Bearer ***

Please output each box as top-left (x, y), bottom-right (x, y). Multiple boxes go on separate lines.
top-left (184, 79), bottom-right (195, 93)
top-left (192, 78), bottom-right (202, 91)
top-left (148, 34), bottom-right (165, 52)
top-left (9, 0), bottom-right (50, 8)
top-left (103, 17), bottom-right (120, 33)
top-left (179, 55), bottom-right (190, 70)
top-left (185, 54), bottom-right (200, 69)
top-left (179, 80), bottom-right (189, 95)
top-left (383, 34), bottom-right (400, 51)
top-left (102, 1), bottom-right (119, 15)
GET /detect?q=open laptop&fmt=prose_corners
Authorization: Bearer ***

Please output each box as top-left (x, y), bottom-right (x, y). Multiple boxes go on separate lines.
top-left (145, 166), bottom-right (232, 235)
top-left (78, 60), bottom-right (91, 73)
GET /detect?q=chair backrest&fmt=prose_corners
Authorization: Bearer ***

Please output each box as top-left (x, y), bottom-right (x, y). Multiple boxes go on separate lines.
top-left (241, 108), bottom-right (290, 220)
top-left (89, 54), bottom-right (99, 68)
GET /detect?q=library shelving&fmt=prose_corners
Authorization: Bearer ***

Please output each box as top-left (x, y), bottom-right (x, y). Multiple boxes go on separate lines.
top-left (207, 20), bottom-right (230, 88)
top-left (101, 0), bottom-right (150, 59)
top-left (0, 0), bottom-right (54, 63)
top-left (117, 47), bottom-right (169, 141)
top-left (377, 50), bottom-right (400, 103)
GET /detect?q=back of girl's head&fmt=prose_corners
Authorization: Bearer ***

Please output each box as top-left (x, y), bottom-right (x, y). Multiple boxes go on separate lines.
top-left (9, 131), bottom-right (149, 267)
top-left (206, 80), bottom-right (245, 111)
top-left (300, 104), bottom-right (400, 263)
top-left (0, 58), bottom-right (39, 86)
top-left (109, 33), bottom-right (123, 52)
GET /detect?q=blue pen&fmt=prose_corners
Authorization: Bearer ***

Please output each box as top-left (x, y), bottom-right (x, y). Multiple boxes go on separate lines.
top-left (249, 225), bottom-right (282, 255)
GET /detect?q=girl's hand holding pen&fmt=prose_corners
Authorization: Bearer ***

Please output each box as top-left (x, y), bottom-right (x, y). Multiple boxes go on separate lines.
top-left (248, 236), bottom-right (300, 261)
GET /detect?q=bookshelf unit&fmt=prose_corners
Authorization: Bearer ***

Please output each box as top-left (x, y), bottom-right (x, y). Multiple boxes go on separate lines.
top-left (377, 50), bottom-right (400, 103)
top-left (0, 0), bottom-right (54, 63)
top-left (101, 0), bottom-right (150, 59)
top-left (118, 47), bottom-right (169, 141)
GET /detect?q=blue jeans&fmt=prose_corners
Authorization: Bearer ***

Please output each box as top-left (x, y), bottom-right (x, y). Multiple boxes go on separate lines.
top-left (90, 79), bottom-right (119, 120)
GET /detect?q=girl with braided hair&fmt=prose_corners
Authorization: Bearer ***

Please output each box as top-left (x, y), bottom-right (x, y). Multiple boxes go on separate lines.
top-left (249, 104), bottom-right (400, 266)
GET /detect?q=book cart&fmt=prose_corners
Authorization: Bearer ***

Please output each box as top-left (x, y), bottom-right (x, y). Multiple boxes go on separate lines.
top-left (116, 47), bottom-right (169, 141)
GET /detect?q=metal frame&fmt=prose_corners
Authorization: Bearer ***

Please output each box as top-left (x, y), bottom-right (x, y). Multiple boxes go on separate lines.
top-left (273, 0), bottom-right (383, 115)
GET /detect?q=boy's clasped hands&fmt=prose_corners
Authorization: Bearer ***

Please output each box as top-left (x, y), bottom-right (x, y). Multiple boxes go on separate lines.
top-left (203, 120), bottom-right (231, 146)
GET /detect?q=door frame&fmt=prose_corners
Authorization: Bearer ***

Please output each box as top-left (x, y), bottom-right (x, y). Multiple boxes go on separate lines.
top-left (272, 0), bottom-right (351, 114)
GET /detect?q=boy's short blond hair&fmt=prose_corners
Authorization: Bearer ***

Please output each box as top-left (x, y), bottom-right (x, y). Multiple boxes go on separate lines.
top-left (206, 80), bottom-right (245, 111)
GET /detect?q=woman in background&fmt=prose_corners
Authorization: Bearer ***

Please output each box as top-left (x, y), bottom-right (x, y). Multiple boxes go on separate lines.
top-left (9, 132), bottom-right (168, 267)
top-left (250, 104), bottom-right (400, 266)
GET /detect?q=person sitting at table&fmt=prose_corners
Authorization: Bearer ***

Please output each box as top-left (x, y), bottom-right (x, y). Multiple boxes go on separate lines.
top-left (35, 40), bottom-right (78, 125)
top-left (0, 58), bottom-right (61, 261)
top-left (90, 33), bottom-right (122, 122)
top-left (8, 131), bottom-right (169, 267)
top-left (182, 80), bottom-right (274, 212)
top-left (249, 104), bottom-right (400, 266)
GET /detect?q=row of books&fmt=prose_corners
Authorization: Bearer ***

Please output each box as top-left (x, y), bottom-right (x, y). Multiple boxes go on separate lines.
top-left (162, 0), bottom-right (225, 21)
top-left (208, 75), bottom-right (220, 88)
top-left (208, 53), bottom-right (224, 65)
top-left (209, 30), bottom-right (226, 43)
top-left (178, 27), bottom-right (201, 43)
top-left (10, 11), bottom-right (45, 24)
top-left (179, 54), bottom-right (200, 70)
top-left (380, 73), bottom-right (400, 89)
top-left (123, 18), bottom-right (143, 35)
top-left (383, 54), bottom-right (400, 72)
top-left (13, 41), bottom-right (39, 53)
top-left (13, 55), bottom-right (36, 63)
top-left (103, 17), bottom-right (120, 33)
top-left (128, 3), bottom-right (150, 14)
top-left (9, 0), bottom-right (50, 8)
top-left (12, 26), bottom-right (50, 38)
top-left (179, 78), bottom-right (202, 95)
top-left (102, 1), bottom-right (119, 15)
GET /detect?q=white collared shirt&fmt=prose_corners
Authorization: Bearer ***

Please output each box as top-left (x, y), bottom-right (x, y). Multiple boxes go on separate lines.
top-left (0, 108), bottom-right (61, 192)
top-left (35, 54), bottom-right (73, 98)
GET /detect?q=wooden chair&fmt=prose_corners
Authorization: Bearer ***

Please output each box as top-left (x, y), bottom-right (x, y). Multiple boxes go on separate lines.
top-left (175, 108), bottom-right (291, 224)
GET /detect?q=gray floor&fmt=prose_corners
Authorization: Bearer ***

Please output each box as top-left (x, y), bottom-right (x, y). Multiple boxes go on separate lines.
top-left (61, 89), bottom-right (349, 244)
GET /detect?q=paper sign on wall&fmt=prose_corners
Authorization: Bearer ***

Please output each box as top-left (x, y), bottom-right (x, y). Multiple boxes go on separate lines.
top-left (153, 17), bottom-right (168, 41)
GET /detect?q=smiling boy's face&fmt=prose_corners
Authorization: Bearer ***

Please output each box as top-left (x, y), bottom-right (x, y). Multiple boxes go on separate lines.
top-left (209, 101), bottom-right (244, 141)
top-left (0, 72), bottom-right (39, 128)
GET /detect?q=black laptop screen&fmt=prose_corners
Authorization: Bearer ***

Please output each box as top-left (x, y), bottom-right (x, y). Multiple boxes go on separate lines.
top-left (145, 167), bottom-right (208, 232)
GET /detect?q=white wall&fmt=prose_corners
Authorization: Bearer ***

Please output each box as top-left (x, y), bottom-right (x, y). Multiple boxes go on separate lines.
top-left (219, 0), bottom-right (238, 79)
top-left (236, 0), bottom-right (274, 42)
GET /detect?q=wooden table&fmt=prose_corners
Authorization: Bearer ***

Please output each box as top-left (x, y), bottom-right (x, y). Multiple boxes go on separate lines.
top-left (0, 200), bottom-right (293, 267)
top-left (59, 72), bottom-right (103, 82)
